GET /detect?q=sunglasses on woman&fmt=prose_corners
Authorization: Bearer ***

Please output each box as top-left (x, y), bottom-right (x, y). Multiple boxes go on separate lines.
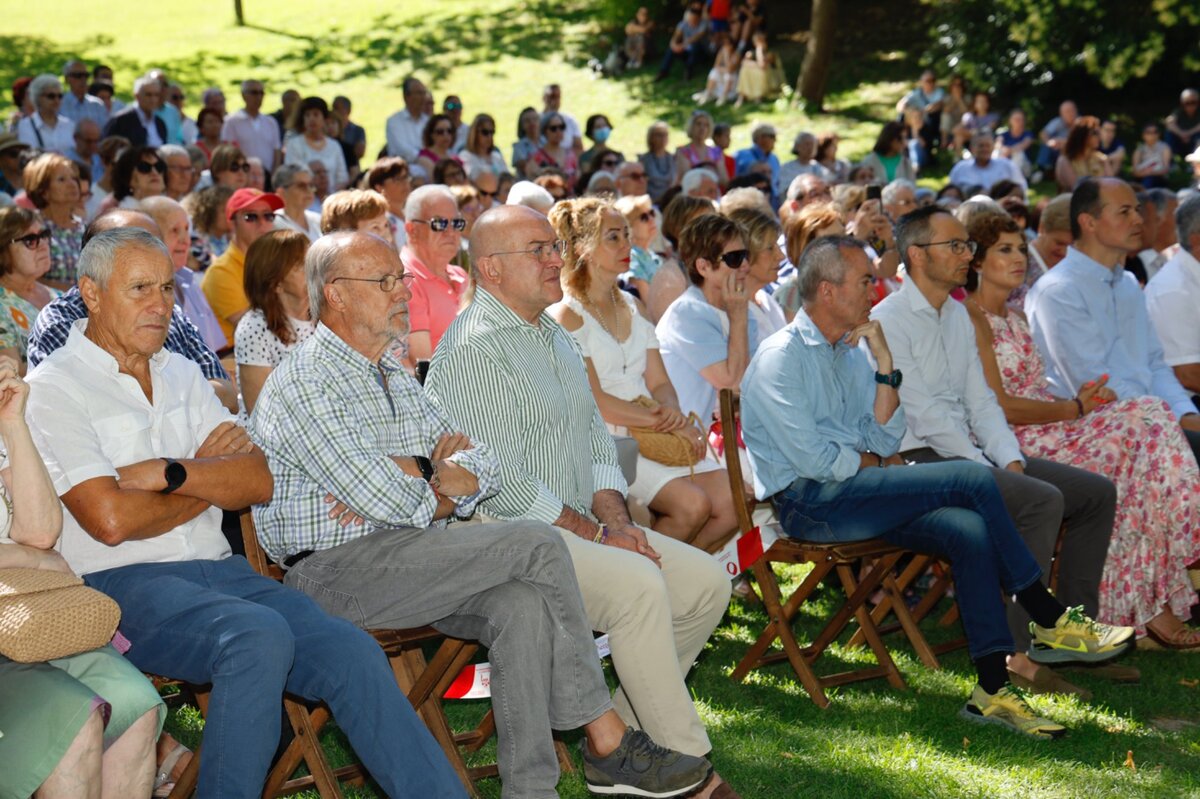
top-left (11, 229), bottom-right (52, 249)
top-left (229, 161), bottom-right (252, 172)
top-left (717, 249), bottom-right (750, 268)
top-left (412, 216), bottom-right (468, 232)
top-left (546, 124), bottom-right (566, 133)
top-left (135, 160), bottom-right (168, 175)
top-left (637, 211), bottom-right (653, 222)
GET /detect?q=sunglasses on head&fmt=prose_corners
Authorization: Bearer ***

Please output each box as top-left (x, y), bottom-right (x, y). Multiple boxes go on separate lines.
top-left (238, 211), bottom-right (276, 224)
top-left (11, 229), bottom-right (51, 249)
top-left (717, 249), bottom-right (750, 268)
top-left (135, 160), bottom-right (167, 175)
top-left (546, 124), bottom-right (566, 132)
top-left (413, 216), bottom-right (467, 232)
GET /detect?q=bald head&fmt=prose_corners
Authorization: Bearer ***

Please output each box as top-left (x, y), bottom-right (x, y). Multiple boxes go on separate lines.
top-left (469, 205), bottom-right (549, 279)
top-left (306, 230), bottom-right (397, 320)
top-left (83, 209), bottom-right (161, 247)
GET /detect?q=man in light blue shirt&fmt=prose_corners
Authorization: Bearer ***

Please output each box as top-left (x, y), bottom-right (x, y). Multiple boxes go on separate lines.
top-left (742, 236), bottom-right (1132, 739)
top-left (60, 60), bottom-right (108, 128)
top-left (734, 122), bottom-right (781, 206)
top-left (1026, 177), bottom-right (1200, 463)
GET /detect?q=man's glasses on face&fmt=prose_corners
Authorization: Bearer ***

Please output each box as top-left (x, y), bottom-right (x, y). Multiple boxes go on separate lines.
top-left (717, 249), bottom-right (750, 268)
top-left (477, 189), bottom-right (499, 199)
top-left (487, 239), bottom-right (568, 262)
top-left (915, 239), bottom-right (977, 257)
top-left (637, 211), bottom-right (653, 223)
top-left (330, 272), bottom-right (415, 292)
top-left (67, 71), bottom-right (89, 80)
top-left (42, 92), bottom-right (64, 101)
top-left (238, 211), bottom-right (277, 224)
top-left (412, 216), bottom-right (467, 232)
top-left (11, 229), bottom-right (51, 249)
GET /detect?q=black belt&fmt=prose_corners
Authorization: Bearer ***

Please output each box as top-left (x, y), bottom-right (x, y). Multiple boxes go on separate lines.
top-left (283, 550), bottom-right (314, 568)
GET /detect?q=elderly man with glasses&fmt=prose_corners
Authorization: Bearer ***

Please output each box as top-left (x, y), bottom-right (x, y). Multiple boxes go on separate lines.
top-left (400, 184), bottom-right (471, 364)
top-left (102, 75), bottom-right (167, 148)
top-left (870, 205), bottom-right (1121, 692)
top-left (60, 60), bottom-right (109, 128)
top-left (250, 229), bottom-right (714, 799)
top-left (221, 80), bottom-right (282, 171)
top-left (425, 206), bottom-right (738, 799)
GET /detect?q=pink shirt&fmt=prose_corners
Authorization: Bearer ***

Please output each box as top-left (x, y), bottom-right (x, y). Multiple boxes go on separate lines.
top-left (401, 247), bottom-right (469, 352)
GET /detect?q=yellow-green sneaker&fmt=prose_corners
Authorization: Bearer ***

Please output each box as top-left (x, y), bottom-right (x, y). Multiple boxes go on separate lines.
top-left (1029, 606), bottom-right (1135, 664)
top-left (960, 684), bottom-right (1067, 740)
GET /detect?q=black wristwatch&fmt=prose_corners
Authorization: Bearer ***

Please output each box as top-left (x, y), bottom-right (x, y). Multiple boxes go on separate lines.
top-left (413, 455), bottom-right (436, 482)
top-left (160, 458), bottom-right (187, 495)
top-left (875, 369), bottom-right (903, 389)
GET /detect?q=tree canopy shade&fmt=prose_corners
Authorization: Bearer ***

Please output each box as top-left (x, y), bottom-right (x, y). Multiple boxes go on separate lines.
top-left (926, 0), bottom-right (1200, 93)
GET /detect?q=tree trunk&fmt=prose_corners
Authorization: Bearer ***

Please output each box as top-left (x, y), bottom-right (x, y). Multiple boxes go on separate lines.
top-left (797, 0), bottom-right (837, 112)
top-left (234, 0), bottom-right (244, 26)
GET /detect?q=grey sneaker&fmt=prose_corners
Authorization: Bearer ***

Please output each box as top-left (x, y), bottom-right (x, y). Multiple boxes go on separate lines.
top-left (582, 727), bottom-right (712, 797)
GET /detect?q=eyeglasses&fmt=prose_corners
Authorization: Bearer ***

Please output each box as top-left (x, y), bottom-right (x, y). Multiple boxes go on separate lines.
top-left (67, 71), bottom-right (89, 79)
top-left (170, 94), bottom-right (184, 102)
top-left (717, 249), bottom-right (750, 268)
top-left (915, 239), bottom-right (977, 256)
top-left (444, 102), bottom-right (462, 111)
top-left (412, 217), bottom-right (467, 232)
top-left (135, 160), bottom-right (167, 175)
top-left (238, 211), bottom-right (277, 223)
top-left (433, 127), bottom-right (454, 136)
top-left (477, 189), bottom-right (499, 198)
top-left (289, 180), bottom-right (315, 191)
top-left (487, 239), bottom-right (567, 261)
top-left (637, 211), bottom-right (653, 222)
top-left (166, 164), bottom-right (194, 174)
top-left (330, 272), bottom-right (414, 292)
top-left (625, 171), bottom-right (647, 180)
top-left (229, 161), bottom-right (252, 172)
top-left (546, 124), bottom-right (566, 132)
top-left (244, 89), bottom-right (264, 95)
top-left (41, 92), bottom-right (64, 100)
top-left (10, 229), bottom-right (51, 249)
top-left (479, 128), bottom-right (495, 136)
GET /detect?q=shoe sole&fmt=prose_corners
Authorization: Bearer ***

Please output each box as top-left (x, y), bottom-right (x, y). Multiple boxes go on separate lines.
top-left (586, 769), bottom-right (711, 798)
top-left (958, 705), bottom-right (1066, 740)
top-left (1027, 636), bottom-right (1135, 665)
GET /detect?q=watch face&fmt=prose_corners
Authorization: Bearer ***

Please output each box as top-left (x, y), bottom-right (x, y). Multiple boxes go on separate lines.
top-left (165, 460), bottom-right (187, 491)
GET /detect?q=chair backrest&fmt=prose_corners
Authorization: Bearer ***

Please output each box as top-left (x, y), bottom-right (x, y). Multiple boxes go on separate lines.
top-left (239, 509), bottom-right (285, 582)
top-left (718, 388), bottom-right (756, 535)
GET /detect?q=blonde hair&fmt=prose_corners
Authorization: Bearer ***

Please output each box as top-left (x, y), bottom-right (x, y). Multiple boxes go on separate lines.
top-left (724, 207), bottom-right (780, 259)
top-left (784, 201), bottom-right (844, 265)
top-left (548, 196), bottom-right (615, 298)
top-left (320, 189), bottom-right (389, 234)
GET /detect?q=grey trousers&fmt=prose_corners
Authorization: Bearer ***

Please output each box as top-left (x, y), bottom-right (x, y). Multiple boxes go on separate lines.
top-left (284, 520), bottom-right (613, 799)
top-left (903, 451), bottom-right (1116, 649)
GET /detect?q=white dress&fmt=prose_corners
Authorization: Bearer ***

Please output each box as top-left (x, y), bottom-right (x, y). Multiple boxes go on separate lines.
top-left (564, 294), bottom-right (718, 506)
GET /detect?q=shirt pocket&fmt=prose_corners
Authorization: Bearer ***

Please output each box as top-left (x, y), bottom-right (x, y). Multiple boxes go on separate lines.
top-left (92, 412), bottom-right (156, 466)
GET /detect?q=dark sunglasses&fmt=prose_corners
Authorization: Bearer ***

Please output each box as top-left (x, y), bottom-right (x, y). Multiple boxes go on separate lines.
top-left (170, 94), bottom-right (184, 102)
top-left (637, 211), bottom-right (653, 222)
top-left (42, 92), bottom-right (64, 100)
top-left (413, 216), bottom-right (467, 232)
top-left (244, 89), bottom-right (264, 95)
top-left (601, 159), bottom-right (622, 168)
top-left (718, 249), bottom-right (750, 268)
top-left (546, 124), bottom-right (566, 132)
top-left (479, 128), bottom-right (495, 136)
top-left (478, 189), bottom-right (499, 198)
top-left (229, 161), bottom-right (252, 172)
top-left (625, 171), bottom-right (648, 180)
top-left (433, 127), bottom-right (454, 136)
top-left (135, 160), bottom-right (167, 175)
top-left (11, 229), bottom-right (51, 249)
top-left (238, 211), bottom-right (277, 223)
top-left (67, 71), bottom-right (89, 80)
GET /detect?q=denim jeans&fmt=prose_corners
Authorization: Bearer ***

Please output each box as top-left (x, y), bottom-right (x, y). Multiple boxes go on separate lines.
top-left (86, 556), bottom-right (465, 799)
top-left (658, 44), bottom-right (702, 78)
top-left (771, 460), bottom-right (1042, 660)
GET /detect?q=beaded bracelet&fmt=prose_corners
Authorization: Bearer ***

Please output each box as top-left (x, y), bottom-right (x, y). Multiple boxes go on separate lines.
top-left (592, 524), bottom-right (608, 544)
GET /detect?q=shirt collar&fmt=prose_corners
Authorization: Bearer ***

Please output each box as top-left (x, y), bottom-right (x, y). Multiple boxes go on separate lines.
top-left (400, 247), bottom-right (467, 286)
top-left (65, 318), bottom-right (171, 376)
top-left (472, 286), bottom-right (556, 334)
top-left (791, 308), bottom-right (844, 350)
top-left (1062, 246), bottom-right (1125, 285)
top-left (898, 276), bottom-right (941, 316)
top-left (310, 322), bottom-right (403, 376)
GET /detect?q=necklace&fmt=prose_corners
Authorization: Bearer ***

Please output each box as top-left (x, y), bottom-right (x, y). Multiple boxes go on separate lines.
top-left (583, 285), bottom-right (629, 374)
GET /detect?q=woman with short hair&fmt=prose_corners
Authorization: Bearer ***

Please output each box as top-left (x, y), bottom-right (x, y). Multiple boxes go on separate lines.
top-left (858, 121), bottom-right (916, 183)
top-left (15, 74), bottom-right (75, 154)
top-left (613, 193), bottom-right (661, 300)
top-left (549, 197), bottom-right (738, 551)
top-left (529, 112), bottom-right (579, 189)
top-left (283, 97), bottom-right (348, 194)
top-left (208, 144), bottom-right (250, 191)
top-left (638, 121), bottom-right (677, 204)
top-left (646, 194), bottom-right (717, 323)
top-left (272, 163), bottom-right (321, 241)
top-left (182, 184), bottom-right (234, 269)
top-left (774, 202), bottom-right (847, 318)
top-left (22, 152), bottom-right (83, 287)
top-left (105, 146), bottom-right (166, 213)
top-left (0, 207), bottom-right (60, 365)
top-left (674, 111), bottom-right (728, 186)
top-left (195, 107), bottom-right (224, 163)
top-left (724, 207), bottom-right (786, 338)
top-left (366, 157), bottom-right (412, 251)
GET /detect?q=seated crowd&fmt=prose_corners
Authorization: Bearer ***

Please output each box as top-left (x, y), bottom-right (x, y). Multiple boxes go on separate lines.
top-left (2, 51), bottom-right (1200, 799)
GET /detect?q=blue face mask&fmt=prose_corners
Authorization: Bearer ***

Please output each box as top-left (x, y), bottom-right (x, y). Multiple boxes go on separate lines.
top-left (594, 126), bottom-right (611, 143)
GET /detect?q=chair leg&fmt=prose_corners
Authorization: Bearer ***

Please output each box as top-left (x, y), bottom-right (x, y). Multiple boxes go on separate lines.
top-left (285, 699), bottom-right (344, 799)
top-left (835, 561), bottom-right (906, 690)
top-left (392, 647), bottom-right (479, 798)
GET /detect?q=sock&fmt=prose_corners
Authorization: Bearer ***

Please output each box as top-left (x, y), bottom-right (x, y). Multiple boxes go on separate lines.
top-left (976, 652), bottom-right (1009, 695)
top-left (1016, 582), bottom-right (1066, 629)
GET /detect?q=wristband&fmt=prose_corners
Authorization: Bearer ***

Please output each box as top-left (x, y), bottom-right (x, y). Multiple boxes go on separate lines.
top-left (1073, 398), bottom-right (1085, 418)
top-left (592, 524), bottom-right (608, 544)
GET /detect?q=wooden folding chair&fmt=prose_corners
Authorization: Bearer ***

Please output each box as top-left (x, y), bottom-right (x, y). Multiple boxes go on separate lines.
top-left (719, 389), bottom-right (933, 707)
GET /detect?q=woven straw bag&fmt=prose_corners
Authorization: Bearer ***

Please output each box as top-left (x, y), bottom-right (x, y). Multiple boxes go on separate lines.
top-left (0, 568), bottom-right (120, 663)
top-left (626, 397), bottom-right (705, 469)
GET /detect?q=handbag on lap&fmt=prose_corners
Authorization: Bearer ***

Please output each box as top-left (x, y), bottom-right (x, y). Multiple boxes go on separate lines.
top-left (0, 568), bottom-right (121, 662)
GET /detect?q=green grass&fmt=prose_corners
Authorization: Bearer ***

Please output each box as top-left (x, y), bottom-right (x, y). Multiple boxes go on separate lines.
top-left (162, 564), bottom-right (1200, 799)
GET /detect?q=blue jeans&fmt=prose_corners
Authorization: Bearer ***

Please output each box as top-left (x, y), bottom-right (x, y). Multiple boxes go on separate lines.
top-left (86, 556), bottom-right (465, 799)
top-left (771, 460), bottom-right (1042, 660)
top-left (658, 44), bottom-right (702, 77)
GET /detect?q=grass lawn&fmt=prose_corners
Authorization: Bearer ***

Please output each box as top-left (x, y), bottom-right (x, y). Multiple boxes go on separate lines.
top-left (163, 563), bottom-right (1200, 799)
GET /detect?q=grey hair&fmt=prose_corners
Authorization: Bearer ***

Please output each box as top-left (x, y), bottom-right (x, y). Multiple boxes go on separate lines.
top-left (404, 183), bottom-right (455, 223)
top-left (62, 60), bottom-right (85, 76)
top-left (273, 163), bottom-right (311, 189)
top-left (1175, 195), bottom-right (1200, 251)
top-left (133, 75), bottom-right (157, 95)
top-left (680, 167), bottom-right (719, 197)
top-left (78, 228), bottom-right (168, 288)
top-left (305, 231), bottom-right (356, 319)
top-left (29, 74), bottom-right (62, 105)
top-left (1139, 187), bottom-right (1175, 214)
top-left (585, 170), bottom-right (617, 194)
top-left (749, 121), bottom-right (776, 141)
top-left (240, 79), bottom-right (262, 93)
top-left (157, 144), bottom-right (189, 161)
top-left (798, 236), bottom-right (868, 306)
top-left (505, 181), bottom-right (554, 213)
top-left (719, 187), bottom-right (773, 216)
top-left (881, 179), bottom-right (916, 207)
top-left (201, 87), bottom-right (225, 105)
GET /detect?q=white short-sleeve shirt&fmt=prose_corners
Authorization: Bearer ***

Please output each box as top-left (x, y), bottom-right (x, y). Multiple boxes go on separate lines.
top-left (25, 320), bottom-right (233, 575)
top-left (1145, 248), bottom-right (1200, 370)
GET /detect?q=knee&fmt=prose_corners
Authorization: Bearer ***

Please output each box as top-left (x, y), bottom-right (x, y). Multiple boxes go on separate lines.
top-left (675, 485), bottom-right (712, 529)
top-left (215, 607), bottom-right (295, 675)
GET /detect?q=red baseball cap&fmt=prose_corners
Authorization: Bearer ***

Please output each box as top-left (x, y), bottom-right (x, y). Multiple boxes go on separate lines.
top-left (225, 188), bottom-right (284, 221)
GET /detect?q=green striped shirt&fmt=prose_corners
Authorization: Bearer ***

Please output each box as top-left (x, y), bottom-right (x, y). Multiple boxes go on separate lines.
top-left (425, 287), bottom-right (626, 524)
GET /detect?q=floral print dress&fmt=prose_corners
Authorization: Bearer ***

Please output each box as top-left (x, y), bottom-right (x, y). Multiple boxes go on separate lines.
top-left (984, 308), bottom-right (1200, 631)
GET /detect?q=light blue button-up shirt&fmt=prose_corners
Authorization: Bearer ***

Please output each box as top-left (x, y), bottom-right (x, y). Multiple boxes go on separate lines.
top-left (1026, 246), bottom-right (1195, 420)
top-left (740, 310), bottom-right (907, 498)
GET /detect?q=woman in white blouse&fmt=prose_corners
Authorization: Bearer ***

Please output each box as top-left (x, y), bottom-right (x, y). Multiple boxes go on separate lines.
top-left (548, 197), bottom-right (739, 552)
top-left (283, 97), bottom-right (348, 196)
top-left (459, 114), bottom-right (508, 176)
top-left (234, 230), bottom-right (315, 415)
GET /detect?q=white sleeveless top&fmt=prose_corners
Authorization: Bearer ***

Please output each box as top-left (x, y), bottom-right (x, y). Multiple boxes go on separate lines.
top-left (563, 293), bottom-right (659, 406)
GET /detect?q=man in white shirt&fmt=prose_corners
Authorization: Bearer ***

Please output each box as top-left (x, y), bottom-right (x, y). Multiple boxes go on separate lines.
top-left (220, 79), bottom-right (281, 171)
top-left (1131, 188), bottom-right (1177, 284)
top-left (384, 77), bottom-right (430, 162)
top-left (871, 206), bottom-right (1117, 683)
top-left (1146, 194), bottom-right (1200, 407)
top-left (25, 227), bottom-right (467, 798)
top-left (948, 132), bottom-right (1027, 194)
top-left (542, 83), bottom-right (583, 154)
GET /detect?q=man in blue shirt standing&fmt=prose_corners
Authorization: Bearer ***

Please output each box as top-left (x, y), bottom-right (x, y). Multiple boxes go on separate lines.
top-left (1026, 177), bottom-right (1200, 463)
top-left (741, 236), bottom-right (1134, 739)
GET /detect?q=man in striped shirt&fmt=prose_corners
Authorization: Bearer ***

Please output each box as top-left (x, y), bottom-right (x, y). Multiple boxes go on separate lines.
top-left (426, 206), bottom-right (739, 799)
top-left (251, 231), bottom-right (713, 799)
